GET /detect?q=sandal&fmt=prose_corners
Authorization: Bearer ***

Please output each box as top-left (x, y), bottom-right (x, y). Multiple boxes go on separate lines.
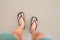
top-left (30, 16), bottom-right (38, 31)
top-left (17, 12), bottom-right (25, 29)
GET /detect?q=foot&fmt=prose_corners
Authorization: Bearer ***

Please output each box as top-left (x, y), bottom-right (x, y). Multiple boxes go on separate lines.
top-left (30, 17), bottom-right (45, 40)
top-left (17, 12), bottom-right (25, 29)
top-left (30, 16), bottom-right (38, 33)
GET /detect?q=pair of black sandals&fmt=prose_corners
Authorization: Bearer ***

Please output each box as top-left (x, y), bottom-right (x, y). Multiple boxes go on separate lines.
top-left (17, 12), bottom-right (38, 30)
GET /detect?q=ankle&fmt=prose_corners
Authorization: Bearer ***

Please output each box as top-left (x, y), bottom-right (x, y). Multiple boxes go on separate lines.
top-left (31, 29), bottom-right (36, 33)
top-left (19, 26), bottom-right (24, 29)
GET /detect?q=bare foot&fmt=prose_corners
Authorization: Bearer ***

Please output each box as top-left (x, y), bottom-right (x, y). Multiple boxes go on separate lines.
top-left (30, 16), bottom-right (45, 40)
top-left (30, 16), bottom-right (38, 33)
top-left (17, 12), bottom-right (25, 29)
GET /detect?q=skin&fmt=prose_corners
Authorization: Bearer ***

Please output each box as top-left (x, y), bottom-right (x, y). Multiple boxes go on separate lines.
top-left (31, 18), bottom-right (45, 40)
top-left (11, 14), bottom-right (45, 40)
top-left (12, 17), bottom-right (24, 40)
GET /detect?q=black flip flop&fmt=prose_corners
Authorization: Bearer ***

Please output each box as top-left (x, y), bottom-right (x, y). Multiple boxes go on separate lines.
top-left (17, 12), bottom-right (25, 29)
top-left (30, 16), bottom-right (38, 30)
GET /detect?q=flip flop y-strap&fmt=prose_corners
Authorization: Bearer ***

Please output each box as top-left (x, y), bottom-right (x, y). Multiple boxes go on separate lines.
top-left (31, 16), bottom-right (38, 30)
top-left (17, 12), bottom-right (25, 29)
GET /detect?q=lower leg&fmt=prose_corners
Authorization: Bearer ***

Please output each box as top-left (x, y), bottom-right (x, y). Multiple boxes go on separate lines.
top-left (32, 30), bottom-right (45, 40)
top-left (11, 26), bottom-right (23, 40)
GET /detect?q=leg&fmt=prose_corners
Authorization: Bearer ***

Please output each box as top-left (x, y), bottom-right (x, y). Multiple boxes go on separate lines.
top-left (30, 17), bottom-right (45, 40)
top-left (11, 26), bottom-right (24, 40)
top-left (11, 12), bottom-right (25, 40)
